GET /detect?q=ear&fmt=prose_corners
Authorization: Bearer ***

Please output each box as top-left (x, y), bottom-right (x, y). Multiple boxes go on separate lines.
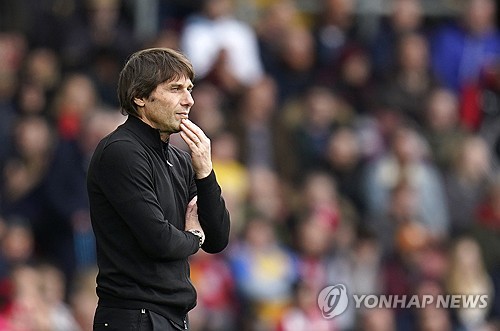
top-left (133, 97), bottom-right (146, 107)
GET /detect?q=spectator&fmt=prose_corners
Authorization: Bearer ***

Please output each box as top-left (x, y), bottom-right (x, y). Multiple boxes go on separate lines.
top-left (313, 0), bottom-right (358, 74)
top-left (371, 0), bottom-right (424, 77)
top-left (51, 73), bottom-right (98, 140)
top-left (14, 82), bottom-right (49, 117)
top-left (246, 167), bottom-right (288, 226)
top-left (43, 110), bottom-right (123, 283)
top-left (446, 237), bottom-right (494, 330)
top-left (180, 0), bottom-right (264, 94)
top-left (432, 0), bottom-right (500, 132)
top-left (211, 131), bottom-right (249, 237)
top-left (444, 135), bottom-right (492, 236)
top-left (69, 267), bottom-right (98, 331)
top-left (379, 32), bottom-right (439, 125)
top-left (276, 279), bottom-right (338, 331)
top-left (61, 0), bottom-right (136, 70)
top-left (0, 32), bottom-right (27, 169)
top-left (323, 126), bottom-right (367, 216)
top-left (288, 86), bottom-right (352, 176)
top-left (358, 307), bottom-right (396, 331)
top-left (0, 218), bottom-right (34, 279)
top-left (430, 0), bottom-right (500, 93)
top-left (268, 25), bottom-right (317, 104)
top-left (188, 82), bottom-right (226, 138)
top-left (416, 300), bottom-right (454, 331)
top-left (473, 175), bottom-right (500, 271)
top-left (229, 216), bottom-right (297, 330)
top-left (363, 125), bottom-right (449, 239)
top-left (232, 76), bottom-right (296, 180)
top-left (1, 116), bottom-right (54, 227)
top-left (0, 264), bottom-right (49, 330)
top-left (38, 263), bottom-right (82, 331)
top-left (329, 44), bottom-right (376, 115)
top-left (21, 48), bottom-right (61, 98)
top-left (423, 87), bottom-right (468, 172)
top-left (255, 0), bottom-right (302, 75)
top-left (188, 250), bottom-right (237, 331)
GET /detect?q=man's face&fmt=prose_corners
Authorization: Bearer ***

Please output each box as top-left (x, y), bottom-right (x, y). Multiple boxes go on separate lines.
top-left (135, 76), bottom-right (194, 134)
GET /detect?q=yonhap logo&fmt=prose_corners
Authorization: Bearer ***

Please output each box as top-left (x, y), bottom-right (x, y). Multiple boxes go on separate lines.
top-left (317, 284), bottom-right (489, 319)
top-left (317, 284), bottom-right (349, 319)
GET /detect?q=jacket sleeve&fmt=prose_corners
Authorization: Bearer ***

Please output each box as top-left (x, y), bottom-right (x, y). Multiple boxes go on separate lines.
top-left (97, 140), bottom-right (199, 259)
top-left (194, 170), bottom-right (231, 253)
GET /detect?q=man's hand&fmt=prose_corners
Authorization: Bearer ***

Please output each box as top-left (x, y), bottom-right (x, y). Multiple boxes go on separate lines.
top-left (184, 196), bottom-right (205, 247)
top-left (185, 196), bottom-right (203, 232)
top-left (180, 119), bottom-right (213, 179)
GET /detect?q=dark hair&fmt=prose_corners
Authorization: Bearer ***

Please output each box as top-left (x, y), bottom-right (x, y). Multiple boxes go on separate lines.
top-left (117, 48), bottom-right (195, 117)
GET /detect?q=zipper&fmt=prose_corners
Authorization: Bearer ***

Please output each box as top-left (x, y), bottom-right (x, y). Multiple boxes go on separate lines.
top-left (94, 323), bottom-right (109, 327)
top-left (183, 316), bottom-right (188, 330)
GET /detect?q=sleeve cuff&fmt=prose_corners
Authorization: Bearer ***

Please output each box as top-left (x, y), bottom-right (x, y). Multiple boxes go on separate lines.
top-left (195, 170), bottom-right (218, 191)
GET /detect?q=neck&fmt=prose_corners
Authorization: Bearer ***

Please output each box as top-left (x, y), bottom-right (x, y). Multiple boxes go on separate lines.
top-left (135, 114), bottom-right (171, 142)
top-left (159, 132), bottom-right (170, 142)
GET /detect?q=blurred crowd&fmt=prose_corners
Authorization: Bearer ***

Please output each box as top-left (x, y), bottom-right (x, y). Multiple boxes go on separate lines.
top-left (1, 0), bottom-right (500, 330)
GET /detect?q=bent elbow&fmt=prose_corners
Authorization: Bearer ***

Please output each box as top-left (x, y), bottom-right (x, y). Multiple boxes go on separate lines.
top-left (202, 236), bottom-right (229, 254)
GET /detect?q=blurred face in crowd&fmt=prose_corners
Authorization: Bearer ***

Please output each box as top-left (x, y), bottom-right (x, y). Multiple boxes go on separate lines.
top-left (87, 0), bottom-right (120, 30)
top-left (326, 127), bottom-right (361, 170)
top-left (57, 74), bottom-right (97, 115)
top-left (242, 76), bottom-right (277, 122)
top-left (15, 116), bottom-right (53, 159)
top-left (324, 0), bottom-right (355, 27)
top-left (304, 87), bottom-right (337, 129)
top-left (392, 127), bottom-right (425, 163)
top-left (425, 88), bottom-right (459, 132)
top-left (391, 0), bottom-right (423, 31)
top-left (203, 0), bottom-right (233, 19)
top-left (398, 33), bottom-right (429, 72)
top-left (464, 0), bottom-right (496, 35)
top-left (457, 136), bottom-right (491, 180)
top-left (190, 83), bottom-right (225, 136)
top-left (281, 26), bottom-right (315, 72)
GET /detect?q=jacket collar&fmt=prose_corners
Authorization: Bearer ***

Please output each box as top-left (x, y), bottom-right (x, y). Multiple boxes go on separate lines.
top-left (122, 115), bottom-right (166, 155)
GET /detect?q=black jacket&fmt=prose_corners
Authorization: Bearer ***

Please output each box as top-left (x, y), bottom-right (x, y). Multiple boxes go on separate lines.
top-left (87, 115), bottom-right (230, 325)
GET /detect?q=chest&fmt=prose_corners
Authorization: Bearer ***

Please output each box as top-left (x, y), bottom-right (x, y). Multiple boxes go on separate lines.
top-left (150, 151), bottom-right (191, 228)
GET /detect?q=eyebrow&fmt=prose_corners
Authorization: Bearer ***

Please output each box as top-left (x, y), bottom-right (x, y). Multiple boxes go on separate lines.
top-left (167, 82), bottom-right (194, 89)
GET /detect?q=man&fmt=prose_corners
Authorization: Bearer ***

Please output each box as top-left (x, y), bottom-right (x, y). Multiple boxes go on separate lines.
top-left (87, 48), bottom-right (230, 330)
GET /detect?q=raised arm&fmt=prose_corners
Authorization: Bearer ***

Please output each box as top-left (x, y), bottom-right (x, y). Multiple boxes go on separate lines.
top-left (180, 119), bottom-right (230, 253)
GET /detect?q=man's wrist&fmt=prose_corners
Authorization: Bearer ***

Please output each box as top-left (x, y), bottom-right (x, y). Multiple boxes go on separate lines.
top-left (195, 168), bottom-right (213, 179)
top-left (187, 229), bottom-right (205, 247)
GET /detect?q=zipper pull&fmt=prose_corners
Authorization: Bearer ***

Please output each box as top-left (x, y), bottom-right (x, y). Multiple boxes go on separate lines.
top-left (141, 308), bottom-right (146, 314)
top-left (183, 317), bottom-right (188, 330)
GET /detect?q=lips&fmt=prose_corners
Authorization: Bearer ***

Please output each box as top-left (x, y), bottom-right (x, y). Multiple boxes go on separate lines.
top-left (176, 113), bottom-right (189, 119)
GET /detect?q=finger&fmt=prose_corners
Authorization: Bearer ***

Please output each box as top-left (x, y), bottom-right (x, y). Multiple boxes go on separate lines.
top-left (180, 131), bottom-right (199, 149)
top-left (181, 119), bottom-right (207, 140)
top-left (180, 123), bottom-right (200, 143)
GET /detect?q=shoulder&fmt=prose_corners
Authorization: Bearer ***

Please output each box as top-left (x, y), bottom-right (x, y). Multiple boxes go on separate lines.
top-left (92, 129), bottom-right (150, 170)
top-left (431, 23), bottom-right (464, 42)
top-left (97, 125), bottom-right (144, 152)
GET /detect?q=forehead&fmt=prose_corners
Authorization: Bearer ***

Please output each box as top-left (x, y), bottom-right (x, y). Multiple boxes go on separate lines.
top-left (160, 76), bottom-right (193, 87)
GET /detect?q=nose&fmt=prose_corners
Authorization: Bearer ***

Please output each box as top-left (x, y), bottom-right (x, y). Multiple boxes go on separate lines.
top-left (182, 89), bottom-right (194, 108)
